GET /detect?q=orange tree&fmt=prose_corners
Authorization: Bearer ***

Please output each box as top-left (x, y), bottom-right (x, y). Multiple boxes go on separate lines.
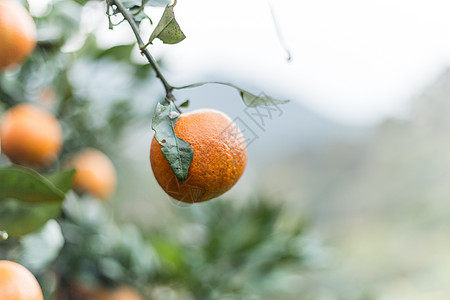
top-left (0, 0), bottom-right (317, 299)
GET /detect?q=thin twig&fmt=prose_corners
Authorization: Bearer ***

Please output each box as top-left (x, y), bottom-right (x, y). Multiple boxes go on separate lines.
top-left (268, 0), bottom-right (292, 62)
top-left (109, 0), bottom-right (176, 102)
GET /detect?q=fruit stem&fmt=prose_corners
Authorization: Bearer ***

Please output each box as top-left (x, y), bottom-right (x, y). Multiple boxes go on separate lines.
top-left (109, 0), bottom-right (176, 104)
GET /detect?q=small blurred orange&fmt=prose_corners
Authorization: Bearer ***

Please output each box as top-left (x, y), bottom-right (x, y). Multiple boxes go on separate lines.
top-left (66, 148), bottom-right (117, 200)
top-left (0, 103), bottom-right (63, 167)
top-left (0, 0), bottom-right (37, 70)
top-left (93, 285), bottom-right (144, 300)
top-left (0, 260), bottom-right (43, 300)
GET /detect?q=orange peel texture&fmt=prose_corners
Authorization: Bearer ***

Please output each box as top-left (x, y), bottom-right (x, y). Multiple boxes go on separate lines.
top-left (150, 109), bottom-right (247, 203)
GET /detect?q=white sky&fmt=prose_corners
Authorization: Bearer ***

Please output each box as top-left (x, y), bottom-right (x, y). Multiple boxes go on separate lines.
top-left (33, 0), bottom-right (450, 125)
top-left (159, 0), bottom-right (450, 125)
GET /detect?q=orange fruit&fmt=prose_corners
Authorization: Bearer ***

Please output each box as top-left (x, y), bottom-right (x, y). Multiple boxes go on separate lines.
top-left (150, 108), bottom-right (247, 203)
top-left (65, 281), bottom-right (97, 299)
top-left (0, 103), bottom-right (63, 167)
top-left (93, 285), bottom-right (144, 300)
top-left (66, 148), bottom-right (117, 200)
top-left (0, 260), bottom-right (43, 300)
top-left (0, 0), bottom-right (37, 70)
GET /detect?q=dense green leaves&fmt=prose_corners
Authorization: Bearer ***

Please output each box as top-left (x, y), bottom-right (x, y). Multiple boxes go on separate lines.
top-left (55, 197), bottom-right (158, 287)
top-left (151, 199), bottom-right (308, 299)
top-left (152, 102), bottom-right (193, 182)
top-left (149, 4), bottom-right (186, 44)
top-left (0, 167), bottom-right (67, 203)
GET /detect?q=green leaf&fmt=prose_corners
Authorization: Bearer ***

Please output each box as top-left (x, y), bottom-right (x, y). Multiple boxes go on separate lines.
top-left (122, 0), bottom-right (141, 8)
top-left (179, 99), bottom-right (190, 108)
top-left (0, 166), bottom-right (65, 203)
top-left (148, 4), bottom-right (186, 44)
top-left (238, 89), bottom-right (289, 107)
top-left (96, 44), bottom-right (135, 61)
top-left (172, 82), bottom-right (289, 107)
top-left (144, 0), bottom-right (171, 7)
top-left (152, 237), bottom-right (185, 271)
top-left (130, 6), bottom-right (151, 25)
top-left (46, 169), bottom-right (76, 194)
top-left (152, 102), bottom-right (193, 182)
top-left (0, 198), bottom-right (62, 237)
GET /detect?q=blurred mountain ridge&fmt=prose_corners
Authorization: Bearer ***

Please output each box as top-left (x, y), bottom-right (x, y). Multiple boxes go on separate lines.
top-left (256, 68), bottom-right (450, 298)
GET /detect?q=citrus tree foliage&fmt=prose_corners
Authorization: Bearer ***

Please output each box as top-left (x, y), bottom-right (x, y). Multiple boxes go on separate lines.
top-left (52, 197), bottom-right (308, 299)
top-left (0, 1), bottom-right (309, 299)
top-left (0, 0), bottom-right (156, 240)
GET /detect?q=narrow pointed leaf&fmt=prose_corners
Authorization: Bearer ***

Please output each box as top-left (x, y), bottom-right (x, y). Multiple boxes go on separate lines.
top-left (46, 169), bottom-right (76, 194)
top-left (148, 4), bottom-right (186, 44)
top-left (0, 166), bottom-right (65, 203)
top-left (238, 89), bottom-right (289, 107)
top-left (152, 102), bottom-right (193, 181)
top-left (179, 99), bottom-right (190, 108)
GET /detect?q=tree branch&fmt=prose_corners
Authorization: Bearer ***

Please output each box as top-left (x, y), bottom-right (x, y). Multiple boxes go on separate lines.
top-left (109, 0), bottom-right (176, 103)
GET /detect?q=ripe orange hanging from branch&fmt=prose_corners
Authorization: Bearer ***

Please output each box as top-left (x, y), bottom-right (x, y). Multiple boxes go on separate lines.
top-left (150, 109), bottom-right (247, 203)
top-left (0, 103), bottom-right (63, 167)
top-left (0, 260), bottom-right (43, 300)
top-left (0, 0), bottom-right (37, 70)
